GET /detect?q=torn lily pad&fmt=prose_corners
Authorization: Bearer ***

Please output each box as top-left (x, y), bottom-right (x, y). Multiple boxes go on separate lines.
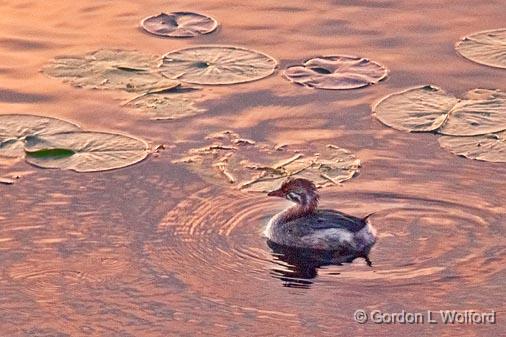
top-left (160, 45), bottom-right (278, 85)
top-left (24, 131), bottom-right (149, 172)
top-left (438, 132), bottom-right (506, 163)
top-left (173, 131), bottom-right (360, 192)
top-left (283, 55), bottom-right (387, 90)
top-left (373, 85), bottom-right (506, 136)
top-left (42, 49), bottom-right (177, 92)
top-left (0, 114), bottom-right (80, 158)
top-left (456, 28), bottom-right (506, 69)
top-left (141, 12), bottom-right (218, 38)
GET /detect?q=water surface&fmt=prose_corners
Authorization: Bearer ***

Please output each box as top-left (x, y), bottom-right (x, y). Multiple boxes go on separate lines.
top-left (0, 0), bottom-right (505, 336)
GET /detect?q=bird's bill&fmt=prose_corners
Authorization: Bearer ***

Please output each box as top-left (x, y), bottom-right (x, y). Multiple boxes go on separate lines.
top-left (267, 188), bottom-right (284, 197)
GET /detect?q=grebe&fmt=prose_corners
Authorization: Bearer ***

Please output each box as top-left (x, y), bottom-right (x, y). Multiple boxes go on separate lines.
top-left (264, 178), bottom-right (376, 255)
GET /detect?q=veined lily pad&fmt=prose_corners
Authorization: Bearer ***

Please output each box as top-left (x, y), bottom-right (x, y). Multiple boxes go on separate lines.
top-left (24, 131), bottom-right (149, 172)
top-left (160, 46), bottom-right (278, 85)
top-left (456, 28), bottom-right (506, 69)
top-left (42, 49), bottom-right (177, 92)
top-left (373, 85), bottom-right (506, 136)
top-left (173, 131), bottom-right (360, 192)
top-left (141, 12), bottom-right (218, 38)
top-left (438, 132), bottom-right (506, 163)
top-left (283, 55), bottom-right (388, 90)
top-left (0, 114), bottom-right (80, 158)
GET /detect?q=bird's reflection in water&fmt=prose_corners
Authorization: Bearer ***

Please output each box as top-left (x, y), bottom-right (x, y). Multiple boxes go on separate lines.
top-left (267, 240), bottom-right (372, 288)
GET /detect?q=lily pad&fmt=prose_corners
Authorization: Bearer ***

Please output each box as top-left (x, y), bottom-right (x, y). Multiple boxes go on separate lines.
top-left (141, 12), bottom-right (218, 38)
top-left (24, 131), bottom-right (149, 172)
top-left (42, 49), bottom-right (177, 92)
top-left (455, 28), bottom-right (506, 69)
top-left (126, 93), bottom-right (206, 120)
top-left (160, 45), bottom-right (278, 85)
top-left (438, 132), bottom-right (506, 163)
top-left (0, 114), bottom-right (80, 158)
top-left (283, 55), bottom-right (388, 90)
top-left (373, 85), bottom-right (506, 136)
top-left (123, 86), bottom-right (206, 120)
top-left (173, 131), bottom-right (360, 192)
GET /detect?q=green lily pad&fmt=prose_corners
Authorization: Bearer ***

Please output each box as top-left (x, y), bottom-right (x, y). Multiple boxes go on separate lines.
top-left (173, 131), bottom-right (360, 192)
top-left (42, 49), bottom-right (177, 92)
top-left (373, 85), bottom-right (506, 136)
top-left (456, 28), bottom-right (506, 69)
top-left (141, 12), bottom-right (218, 38)
top-left (438, 132), bottom-right (506, 163)
top-left (283, 55), bottom-right (388, 90)
top-left (160, 45), bottom-right (278, 85)
top-left (24, 131), bottom-right (149, 172)
top-left (0, 114), bottom-right (80, 158)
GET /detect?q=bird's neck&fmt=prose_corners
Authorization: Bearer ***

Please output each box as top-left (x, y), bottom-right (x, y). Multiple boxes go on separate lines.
top-left (274, 197), bottom-right (319, 226)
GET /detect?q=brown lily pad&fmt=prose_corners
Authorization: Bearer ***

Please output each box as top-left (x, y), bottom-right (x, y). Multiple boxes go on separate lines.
top-left (456, 28), bottom-right (506, 69)
top-left (0, 114), bottom-right (80, 158)
top-left (24, 131), bottom-right (149, 172)
top-left (438, 132), bottom-right (506, 163)
top-left (42, 49), bottom-right (177, 92)
top-left (124, 90), bottom-right (207, 120)
top-left (373, 85), bottom-right (506, 136)
top-left (141, 12), bottom-right (218, 38)
top-left (160, 45), bottom-right (278, 85)
top-left (283, 55), bottom-right (388, 90)
top-left (173, 131), bottom-right (360, 192)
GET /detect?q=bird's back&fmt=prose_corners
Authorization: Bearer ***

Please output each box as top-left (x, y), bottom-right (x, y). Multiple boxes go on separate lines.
top-left (288, 209), bottom-right (366, 233)
top-left (267, 209), bottom-right (372, 250)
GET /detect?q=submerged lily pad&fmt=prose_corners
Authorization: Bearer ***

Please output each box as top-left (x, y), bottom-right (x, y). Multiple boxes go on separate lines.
top-left (24, 131), bottom-right (149, 172)
top-left (0, 114), bottom-right (80, 158)
top-left (438, 132), bottom-right (506, 163)
top-left (283, 55), bottom-right (388, 90)
top-left (456, 28), bottom-right (506, 69)
top-left (373, 85), bottom-right (506, 136)
top-left (160, 46), bottom-right (278, 85)
top-left (126, 93), bottom-right (206, 120)
top-left (123, 86), bottom-right (206, 120)
top-left (42, 49), bottom-right (177, 92)
top-left (141, 12), bottom-right (218, 38)
top-left (173, 131), bottom-right (360, 192)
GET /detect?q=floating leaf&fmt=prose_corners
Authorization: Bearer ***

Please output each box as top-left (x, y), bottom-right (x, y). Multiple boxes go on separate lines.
top-left (283, 55), bottom-right (387, 90)
top-left (141, 12), bottom-right (218, 38)
top-left (126, 93), bottom-right (206, 120)
top-left (0, 114), bottom-right (80, 158)
top-left (373, 85), bottom-right (506, 136)
top-left (456, 28), bottom-right (506, 69)
top-left (122, 85), bottom-right (206, 120)
top-left (160, 45), bottom-right (278, 85)
top-left (42, 49), bottom-right (177, 92)
top-left (173, 131), bottom-right (360, 192)
top-left (438, 132), bottom-right (506, 163)
top-left (373, 85), bottom-right (458, 132)
top-left (24, 131), bottom-right (149, 172)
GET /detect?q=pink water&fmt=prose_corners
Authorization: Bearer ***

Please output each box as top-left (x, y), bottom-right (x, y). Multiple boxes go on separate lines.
top-left (0, 0), bottom-right (505, 336)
